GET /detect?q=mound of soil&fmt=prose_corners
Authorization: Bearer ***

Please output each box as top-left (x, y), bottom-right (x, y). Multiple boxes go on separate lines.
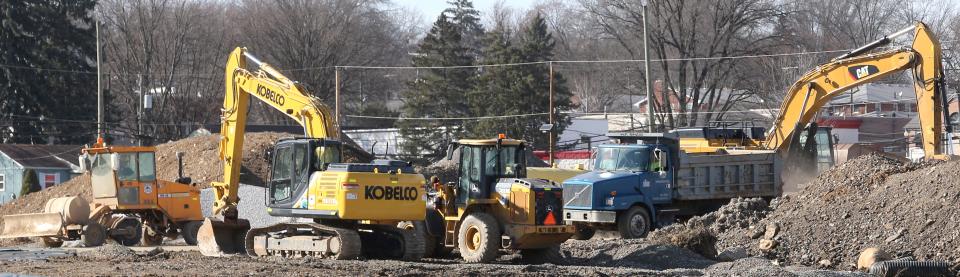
top-left (714, 154), bottom-right (959, 270)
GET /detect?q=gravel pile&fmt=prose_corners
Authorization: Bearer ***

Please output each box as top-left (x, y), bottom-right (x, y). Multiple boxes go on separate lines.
top-left (199, 184), bottom-right (303, 228)
top-left (713, 154), bottom-right (960, 270)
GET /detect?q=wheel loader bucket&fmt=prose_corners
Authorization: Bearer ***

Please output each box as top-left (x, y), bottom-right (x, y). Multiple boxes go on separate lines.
top-left (197, 217), bottom-right (250, 256)
top-left (0, 213), bottom-right (65, 239)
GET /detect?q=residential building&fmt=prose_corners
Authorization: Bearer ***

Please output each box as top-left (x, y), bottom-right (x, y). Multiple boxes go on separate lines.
top-left (0, 144), bottom-right (83, 204)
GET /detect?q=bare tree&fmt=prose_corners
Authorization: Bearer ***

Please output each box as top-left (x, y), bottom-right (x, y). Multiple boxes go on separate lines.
top-left (583, 0), bottom-right (784, 128)
top-left (235, 0), bottom-right (414, 127)
top-left (98, 0), bottom-right (229, 143)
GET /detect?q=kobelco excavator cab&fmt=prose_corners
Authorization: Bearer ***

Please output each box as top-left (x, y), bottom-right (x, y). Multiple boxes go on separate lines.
top-left (264, 138), bottom-right (341, 213)
top-left (420, 135), bottom-right (574, 264)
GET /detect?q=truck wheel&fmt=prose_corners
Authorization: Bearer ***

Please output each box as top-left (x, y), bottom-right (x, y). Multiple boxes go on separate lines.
top-left (398, 221), bottom-right (437, 258)
top-left (110, 217), bottom-right (143, 246)
top-left (458, 213), bottom-right (500, 263)
top-left (181, 221), bottom-right (202, 245)
top-left (618, 206), bottom-right (651, 239)
top-left (520, 245), bottom-right (565, 265)
top-left (572, 224), bottom-right (596, 240)
top-left (81, 222), bottom-right (107, 247)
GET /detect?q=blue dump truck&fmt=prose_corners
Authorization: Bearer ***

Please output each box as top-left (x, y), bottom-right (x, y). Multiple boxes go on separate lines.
top-left (561, 133), bottom-right (782, 239)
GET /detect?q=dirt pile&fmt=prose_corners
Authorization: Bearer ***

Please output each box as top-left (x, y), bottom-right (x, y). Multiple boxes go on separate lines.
top-left (154, 132), bottom-right (287, 187)
top-left (715, 154), bottom-right (960, 270)
top-left (648, 197), bottom-right (770, 258)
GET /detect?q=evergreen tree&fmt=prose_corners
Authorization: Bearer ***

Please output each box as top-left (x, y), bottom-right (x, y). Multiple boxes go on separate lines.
top-left (20, 169), bottom-right (40, 196)
top-left (468, 25), bottom-right (524, 139)
top-left (443, 0), bottom-right (484, 62)
top-left (472, 13), bottom-right (573, 149)
top-left (0, 0), bottom-right (97, 144)
top-left (399, 14), bottom-right (475, 161)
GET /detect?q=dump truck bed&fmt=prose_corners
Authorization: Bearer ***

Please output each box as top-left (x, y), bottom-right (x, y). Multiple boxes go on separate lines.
top-left (673, 150), bottom-right (781, 200)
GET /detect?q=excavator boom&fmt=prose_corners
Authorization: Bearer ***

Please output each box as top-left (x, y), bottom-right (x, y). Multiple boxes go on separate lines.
top-left (763, 22), bottom-right (950, 160)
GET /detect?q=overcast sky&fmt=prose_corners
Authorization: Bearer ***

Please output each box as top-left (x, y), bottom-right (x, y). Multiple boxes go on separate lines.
top-left (396, 0), bottom-right (538, 25)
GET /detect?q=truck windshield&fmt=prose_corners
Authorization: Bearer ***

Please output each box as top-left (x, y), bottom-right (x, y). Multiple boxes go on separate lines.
top-left (594, 147), bottom-right (650, 172)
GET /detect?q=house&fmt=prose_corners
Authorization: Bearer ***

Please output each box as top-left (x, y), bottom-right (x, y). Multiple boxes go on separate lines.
top-left (0, 144), bottom-right (83, 204)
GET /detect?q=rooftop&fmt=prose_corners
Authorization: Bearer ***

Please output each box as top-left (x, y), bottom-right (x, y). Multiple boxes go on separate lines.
top-left (0, 144), bottom-right (82, 169)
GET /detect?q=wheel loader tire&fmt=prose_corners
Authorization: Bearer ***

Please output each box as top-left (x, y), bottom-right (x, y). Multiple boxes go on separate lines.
top-left (618, 206), bottom-right (651, 239)
top-left (398, 221), bottom-right (438, 258)
top-left (81, 223), bottom-right (107, 247)
top-left (572, 224), bottom-right (596, 240)
top-left (520, 245), bottom-right (565, 265)
top-left (141, 224), bottom-right (163, 246)
top-left (41, 237), bottom-right (64, 248)
top-left (111, 217), bottom-right (142, 246)
top-left (457, 213), bottom-right (500, 263)
top-left (181, 221), bottom-right (202, 246)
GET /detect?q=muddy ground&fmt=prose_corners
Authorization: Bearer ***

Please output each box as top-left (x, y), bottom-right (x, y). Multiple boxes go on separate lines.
top-left (0, 240), bottom-right (868, 277)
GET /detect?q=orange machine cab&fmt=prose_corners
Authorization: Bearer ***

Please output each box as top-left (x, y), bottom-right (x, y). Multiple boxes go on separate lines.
top-left (82, 145), bottom-right (202, 222)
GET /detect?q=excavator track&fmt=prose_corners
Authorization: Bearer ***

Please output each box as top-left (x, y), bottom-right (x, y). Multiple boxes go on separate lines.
top-left (243, 222), bottom-right (424, 261)
top-left (244, 222), bottom-right (362, 260)
top-left (359, 224), bottom-right (424, 261)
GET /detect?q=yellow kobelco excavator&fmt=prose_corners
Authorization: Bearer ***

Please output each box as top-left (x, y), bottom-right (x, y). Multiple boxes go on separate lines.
top-left (197, 47), bottom-right (425, 260)
top-left (674, 21), bottom-right (951, 163)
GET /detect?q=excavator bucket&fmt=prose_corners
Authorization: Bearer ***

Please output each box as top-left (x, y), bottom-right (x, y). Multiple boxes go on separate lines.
top-left (0, 213), bottom-right (65, 239)
top-left (197, 217), bottom-right (251, 256)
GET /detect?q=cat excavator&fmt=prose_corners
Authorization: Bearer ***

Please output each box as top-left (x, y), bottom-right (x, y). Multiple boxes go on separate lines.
top-left (764, 21), bottom-right (952, 161)
top-left (674, 22), bottom-right (951, 164)
top-left (197, 47), bottom-right (425, 260)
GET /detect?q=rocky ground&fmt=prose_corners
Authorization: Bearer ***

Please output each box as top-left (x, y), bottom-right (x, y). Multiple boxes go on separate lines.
top-left (0, 239), bottom-right (871, 277)
top-left (653, 154), bottom-right (960, 273)
top-left (4, 137), bottom-right (959, 275)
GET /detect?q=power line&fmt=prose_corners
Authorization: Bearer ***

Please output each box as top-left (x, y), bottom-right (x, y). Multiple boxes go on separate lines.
top-left (10, 42), bottom-right (960, 74)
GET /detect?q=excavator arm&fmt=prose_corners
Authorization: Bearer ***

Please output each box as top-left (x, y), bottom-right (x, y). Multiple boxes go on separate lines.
top-left (199, 47), bottom-right (340, 256)
top-left (763, 22), bottom-right (950, 160)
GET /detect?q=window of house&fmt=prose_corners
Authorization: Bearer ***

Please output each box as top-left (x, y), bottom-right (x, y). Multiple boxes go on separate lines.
top-left (0, 174), bottom-right (4, 191)
top-left (40, 173), bottom-right (59, 189)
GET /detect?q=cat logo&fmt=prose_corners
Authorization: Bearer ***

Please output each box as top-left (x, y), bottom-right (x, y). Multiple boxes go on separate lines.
top-left (848, 65), bottom-right (879, 81)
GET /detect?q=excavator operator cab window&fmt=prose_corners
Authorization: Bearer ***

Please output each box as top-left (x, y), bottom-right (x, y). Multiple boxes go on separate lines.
top-left (312, 140), bottom-right (342, 171)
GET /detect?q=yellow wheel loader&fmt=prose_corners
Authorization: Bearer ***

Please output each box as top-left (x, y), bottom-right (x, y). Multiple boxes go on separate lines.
top-left (0, 139), bottom-right (204, 247)
top-left (415, 135), bottom-right (575, 263)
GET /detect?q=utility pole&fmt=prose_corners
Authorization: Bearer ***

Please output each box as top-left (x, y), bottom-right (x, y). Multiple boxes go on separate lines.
top-left (137, 74), bottom-right (143, 146)
top-left (96, 20), bottom-right (103, 139)
top-left (549, 62), bottom-right (555, 166)
top-left (642, 0), bottom-right (654, 132)
top-left (335, 66), bottom-right (341, 127)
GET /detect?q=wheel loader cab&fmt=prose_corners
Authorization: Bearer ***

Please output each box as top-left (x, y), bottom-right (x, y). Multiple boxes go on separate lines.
top-left (267, 138), bottom-right (341, 208)
top-left (453, 139), bottom-right (526, 205)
